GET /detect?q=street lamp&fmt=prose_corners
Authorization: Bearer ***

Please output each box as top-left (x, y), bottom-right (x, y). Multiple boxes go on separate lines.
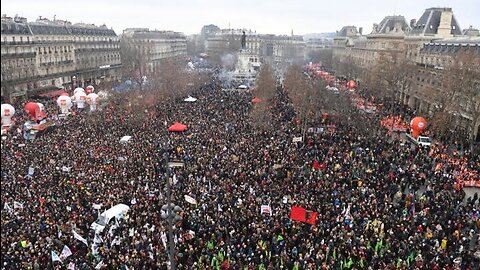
top-left (161, 150), bottom-right (183, 270)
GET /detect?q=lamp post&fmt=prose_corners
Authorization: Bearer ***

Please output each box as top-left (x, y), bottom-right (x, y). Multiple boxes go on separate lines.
top-left (161, 151), bottom-right (183, 270)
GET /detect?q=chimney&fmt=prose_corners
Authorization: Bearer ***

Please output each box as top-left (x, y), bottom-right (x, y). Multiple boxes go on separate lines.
top-left (437, 9), bottom-right (453, 37)
top-left (359, 27), bottom-right (363, 35)
top-left (410, 19), bottom-right (416, 28)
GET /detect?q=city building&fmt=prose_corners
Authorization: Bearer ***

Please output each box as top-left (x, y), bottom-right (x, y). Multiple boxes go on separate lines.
top-left (331, 7), bottom-right (480, 140)
top-left (259, 33), bottom-right (305, 67)
top-left (333, 16), bottom-right (411, 79)
top-left (204, 29), bottom-right (305, 69)
top-left (121, 28), bottom-right (187, 73)
top-left (304, 37), bottom-right (334, 70)
top-left (1, 15), bottom-right (121, 102)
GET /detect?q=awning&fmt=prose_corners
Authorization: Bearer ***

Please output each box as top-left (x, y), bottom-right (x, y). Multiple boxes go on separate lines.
top-left (38, 89), bottom-right (67, 98)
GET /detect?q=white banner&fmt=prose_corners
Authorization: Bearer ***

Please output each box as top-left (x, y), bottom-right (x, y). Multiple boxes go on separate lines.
top-left (292, 137), bottom-right (303, 143)
top-left (13, 201), bottom-right (24, 209)
top-left (184, 195), bottom-right (197, 205)
top-left (60, 245), bottom-right (72, 259)
top-left (51, 250), bottom-right (62, 263)
top-left (260, 205), bottom-right (272, 216)
top-left (72, 230), bottom-right (88, 246)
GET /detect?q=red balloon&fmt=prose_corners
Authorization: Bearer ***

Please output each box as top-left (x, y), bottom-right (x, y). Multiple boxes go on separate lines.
top-left (410, 116), bottom-right (427, 138)
top-left (347, 80), bottom-right (356, 89)
top-left (24, 102), bottom-right (40, 118)
top-left (410, 117), bottom-right (427, 131)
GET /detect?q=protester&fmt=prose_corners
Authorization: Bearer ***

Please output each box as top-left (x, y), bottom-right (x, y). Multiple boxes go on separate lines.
top-left (1, 72), bottom-right (479, 270)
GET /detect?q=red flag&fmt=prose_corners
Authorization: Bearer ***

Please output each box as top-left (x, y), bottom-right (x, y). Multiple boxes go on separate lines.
top-left (312, 160), bottom-right (320, 170)
top-left (306, 211), bottom-right (318, 225)
top-left (290, 206), bottom-right (307, 222)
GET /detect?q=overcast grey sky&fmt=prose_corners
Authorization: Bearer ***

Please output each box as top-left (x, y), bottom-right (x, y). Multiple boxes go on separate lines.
top-left (1, 0), bottom-right (479, 35)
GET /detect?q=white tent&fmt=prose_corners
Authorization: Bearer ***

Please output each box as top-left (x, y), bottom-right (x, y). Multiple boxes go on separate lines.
top-left (184, 96), bottom-right (197, 102)
top-left (119, 136), bottom-right (132, 143)
top-left (238, 85), bottom-right (248, 89)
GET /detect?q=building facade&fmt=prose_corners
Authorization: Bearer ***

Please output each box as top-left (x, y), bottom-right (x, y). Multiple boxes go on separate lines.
top-left (205, 29), bottom-right (306, 69)
top-left (121, 28), bottom-right (187, 74)
top-left (1, 15), bottom-right (122, 101)
top-left (332, 7), bottom-right (480, 140)
top-left (333, 16), bottom-right (411, 80)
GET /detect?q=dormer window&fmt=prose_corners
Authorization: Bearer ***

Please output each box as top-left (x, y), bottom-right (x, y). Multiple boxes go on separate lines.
top-left (452, 25), bottom-right (456, 30)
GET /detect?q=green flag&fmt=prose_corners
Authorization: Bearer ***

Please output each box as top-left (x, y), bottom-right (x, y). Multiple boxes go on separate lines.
top-left (346, 258), bottom-right (353, 269)
top-left (211, 256), bottom-right (218, 267)
top-left (396, 258), bottom-right (402, 268)
top-left (407, 251), bottom-right (415, 266)
top-left (375, 239), bottom-right (383, 256)
top-left (207, 240), bottom-right (214, 250)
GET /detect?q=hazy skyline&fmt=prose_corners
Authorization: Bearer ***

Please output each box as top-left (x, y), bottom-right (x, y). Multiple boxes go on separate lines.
top-left (2, 0), bottom-right (479, 36)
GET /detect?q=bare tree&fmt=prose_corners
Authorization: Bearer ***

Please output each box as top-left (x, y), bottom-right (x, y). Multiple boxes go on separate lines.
top-left (363, 52), bottom-right (415, 111)
top-left (250, 64), bottom-right (276, 130)
top-left (284, 65), bottom-right (316, 135)
top-left (306, 48), bottom-right (333, 69)
top-left (120, 36), bottom-right (151, 90)
top-left (152, 58), bottom-right (192, 98)
top-left (443, 49), bottom-right (480, 148)
top-left (255, 64), bottom-right (276, 102)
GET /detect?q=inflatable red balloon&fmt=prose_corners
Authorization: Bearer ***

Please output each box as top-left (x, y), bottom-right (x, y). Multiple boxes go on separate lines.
top-left (347, 80), bottom-right (356, 89)
top-left (410, 116), bottom-right (427, 138)
top-left (24, 102), bottom-right (40, 120)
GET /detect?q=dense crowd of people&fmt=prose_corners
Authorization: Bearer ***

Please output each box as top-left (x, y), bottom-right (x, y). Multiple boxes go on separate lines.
top-left (1, 71), bottom-right (479, 270)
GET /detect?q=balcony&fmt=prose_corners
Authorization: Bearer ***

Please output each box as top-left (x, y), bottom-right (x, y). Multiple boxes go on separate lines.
top-left (1, 52), bottom-right (37, 59)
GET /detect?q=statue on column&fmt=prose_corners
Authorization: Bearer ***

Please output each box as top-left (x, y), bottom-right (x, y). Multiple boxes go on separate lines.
top-left (241, 31), bottom-right (246, 50)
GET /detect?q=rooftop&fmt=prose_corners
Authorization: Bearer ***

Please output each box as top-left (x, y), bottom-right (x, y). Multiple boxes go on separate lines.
top-left (410, 7), bottom-right (462, 36)
top-left (1, 15), bottom-right (116, 36)
top-left (123, 29), bottom-right (186, 39)
top-left (335, 26), bottom-right (359, 38)
top-left (370, 15), bottom-right (411, 35)
top-left (420, 38), bottom-right (480, 54)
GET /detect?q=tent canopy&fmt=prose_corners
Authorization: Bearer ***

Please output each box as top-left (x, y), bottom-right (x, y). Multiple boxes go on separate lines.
top-left (168, 122), bottom-right (187, 132)
top-left (184, 96), bottom-right (197, 102)
top-left (252, 97), bottom-right (262, 103)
